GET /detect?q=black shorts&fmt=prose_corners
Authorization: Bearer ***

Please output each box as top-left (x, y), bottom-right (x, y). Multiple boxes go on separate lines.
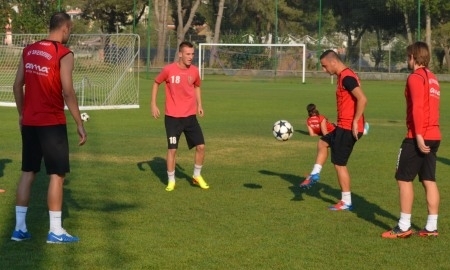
top-left (21, 125), bottom-right (70, 175)
top-left (321, 126), bottom-right (362, 166)
top-left (164, 115), bottom-right (205, 149)
top-left (395, 138), bottom-right (440, 181)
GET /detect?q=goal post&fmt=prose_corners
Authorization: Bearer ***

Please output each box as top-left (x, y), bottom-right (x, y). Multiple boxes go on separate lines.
top-left (198, 43), bottom-right (307, 83)
top-left (0, 33), bottom-right (140, 110)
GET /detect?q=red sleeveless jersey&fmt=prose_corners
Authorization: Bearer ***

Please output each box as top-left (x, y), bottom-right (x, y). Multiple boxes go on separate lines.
top-left (405, 68), bottom-right (441, 140)
top-left (155, 63), bottom-right (201, 117)
top-left (21, 40), bottom-right (72, 126)
top-left (336, 68), bottom-right (365, 132)
top-left (306, 114), bottom-right (335, 135)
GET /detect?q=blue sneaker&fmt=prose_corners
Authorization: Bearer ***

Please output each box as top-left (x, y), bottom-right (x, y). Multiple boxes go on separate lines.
top-left (299, 173), bottom-right (320, 189)
top-left (328, 200), bottom-right (353, 211)
top-left (11, 230), bottom-right (31, 241)
top-left (46, 230), bottom-right (79, 244)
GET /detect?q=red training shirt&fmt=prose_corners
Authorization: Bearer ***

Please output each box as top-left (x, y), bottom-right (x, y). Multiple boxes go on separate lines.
top-left (21, 40), bottom-right (72, 126)
top-left (405, 68), bottom-right (441, 140)
top-left (155, 63), bottom-right (201, 118)
top-left (306, 114), bottom-right (335, 136)
top-left (336, 68), bottom-right (365, 132)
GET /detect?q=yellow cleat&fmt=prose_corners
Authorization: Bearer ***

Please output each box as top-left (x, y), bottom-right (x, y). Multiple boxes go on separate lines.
top-left (192, 175), bottom-right (209, 189)
top-left (165, 181), bottom-right (175, 191)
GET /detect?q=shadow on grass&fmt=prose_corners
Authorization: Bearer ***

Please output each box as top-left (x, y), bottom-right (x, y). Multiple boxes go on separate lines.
top-left (437, 156), bottom-right (450, 166)
top-left (259, 169), bottom-right (400, 230)
top-left (0, 158), bottom-right (12, 178)
top-left (295, 129), bottom-right (309, 136)
top-left (137, 157), bottom-right (193, 186)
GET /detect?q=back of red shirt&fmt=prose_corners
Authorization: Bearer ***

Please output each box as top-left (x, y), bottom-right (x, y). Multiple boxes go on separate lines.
top-left (405, 68), bottom-right (441, 140)
top-left (306, 114), bottom-right (335, 135)
top-left (155, 63), bottom-right (201, 117)
top-left (22, 40), bottom-right (72, 126)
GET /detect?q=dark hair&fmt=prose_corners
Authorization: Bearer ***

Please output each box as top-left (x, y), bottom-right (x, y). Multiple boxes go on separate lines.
top-left (319, 49), bottom-right (340, 61)
top-left (179, 41), bottom-right (194, 52)
top-left (306, 103), bottom-right (319, 117)
top-left (49, 12), bottom-right (71, 32)
top-left (407, 41), bottom-right (430, 67)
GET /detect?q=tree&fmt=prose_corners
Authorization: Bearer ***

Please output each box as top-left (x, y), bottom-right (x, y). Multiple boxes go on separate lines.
top-left (171, 0), bottom-right (201, 61)
top-left (208, 0), bottom-right (225, 67)
top-left (153, 0), bottom-right (170, 66)
top-left (11, 0), bottom-right (58, 33)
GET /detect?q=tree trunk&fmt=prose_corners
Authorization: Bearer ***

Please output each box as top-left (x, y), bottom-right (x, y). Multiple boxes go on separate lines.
top-left (403, 12), bottom-right (413, 44)
top-left (154, 0), bottom-right (169, 66)
top-left (208, 0), bottom-right (225, 68)
top-left (425, 2), bottom-right (432, 66)
top-left (445, 47), bottom-right (450, 73)
top-left (173, 0), bottom-right (201, 62)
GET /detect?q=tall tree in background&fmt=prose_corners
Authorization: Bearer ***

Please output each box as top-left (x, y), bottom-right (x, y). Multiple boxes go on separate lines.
top-left (208, 0), bottom-right (225, 67)
top-left (153, 0), bottom-right (170, 66)
top-left (387, 0), bottom-right (416, 44)
top-left (11, 0), bottom-right (58, 33)
top-left (171, 0), bottom-right (201, 62)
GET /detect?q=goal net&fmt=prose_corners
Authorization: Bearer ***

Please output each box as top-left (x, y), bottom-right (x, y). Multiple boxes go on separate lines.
top-left (198, 43), bottom-right (306, 83)
top-left (0, 33), bottom-right (140, 110)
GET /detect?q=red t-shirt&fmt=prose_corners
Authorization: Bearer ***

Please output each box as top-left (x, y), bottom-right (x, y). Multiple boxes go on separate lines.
top-left (306, 114), bottom-right (335, 136)
top-left (405, 68), bottom-right (441, 140)
top-left (336, 68), bottom-right (365, 132)
top-left (22, 40), bottom-right (72, 126)
top-left (155, 63), bottom-right (201, 117)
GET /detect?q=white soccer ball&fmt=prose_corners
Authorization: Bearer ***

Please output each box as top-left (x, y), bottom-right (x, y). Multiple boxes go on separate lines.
top-left (81, 112), bottom-right (90, 122)
top-left (273, 120), bottom-right (294, 141)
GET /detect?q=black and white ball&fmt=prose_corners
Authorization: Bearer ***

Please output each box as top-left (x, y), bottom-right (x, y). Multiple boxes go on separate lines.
top-left (81, 112), bottom-right (90, 122)
top-left (272, 120), bottom-right (294, 141)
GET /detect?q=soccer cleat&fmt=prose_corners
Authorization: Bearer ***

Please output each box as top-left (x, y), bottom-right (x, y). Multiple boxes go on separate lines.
top-left (165, 181), bottom-right (175, 192)
top-left (192, 175), bottom-right (209, 189)
top-left (381, 226), bottom-right (413, 238)
top-left (328, 200), bottom-right (353, 211)
top-left (47, 230), bottom-right (79, 244)
top-left (418, 228), bottom-right (439, 237)
top-left (11, 230), bottom-right (31, 241)
top-left (299, 173), bottom-right (320, 189)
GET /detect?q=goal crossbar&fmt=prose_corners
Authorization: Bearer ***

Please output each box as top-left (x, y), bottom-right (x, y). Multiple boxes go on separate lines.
top-left (198, 43), bottom-right (306, 83)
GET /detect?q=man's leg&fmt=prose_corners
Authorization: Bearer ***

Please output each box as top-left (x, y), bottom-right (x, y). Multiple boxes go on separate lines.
top-left (11, 171), bottom-right (35, 241)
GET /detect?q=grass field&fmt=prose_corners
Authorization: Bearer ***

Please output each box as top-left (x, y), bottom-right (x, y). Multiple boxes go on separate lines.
top-left (1, 75), bottom-right (450, 269)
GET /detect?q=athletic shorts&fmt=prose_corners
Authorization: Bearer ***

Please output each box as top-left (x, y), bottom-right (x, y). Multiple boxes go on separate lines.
top-left (21, 125), bottom-right (70, 175)
top-left (164, 115), bottom-right (205, 149)
top-left (321, 126), bottom-right (362, 166)
top-left (395, 138), bottom-right (440, 181)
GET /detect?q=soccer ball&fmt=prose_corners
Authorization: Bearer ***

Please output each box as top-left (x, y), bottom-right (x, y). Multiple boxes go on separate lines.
top-left (272, 120), bottom-right (294, 141)
top-left (81, 112), bottom-right (90, 122)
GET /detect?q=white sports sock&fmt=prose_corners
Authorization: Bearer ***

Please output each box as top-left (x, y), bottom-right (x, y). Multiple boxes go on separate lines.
top-left (341, 192), bottom-right (351, 205)
top-left (49, 211), bottom-right (64, 234)
top-left (15, 206), bottom-right (28, 232)
top-left (398, 212), bottom-right (412, 231)
top-left (167, 171), bottom-right (175, 182)
top-left (310, 164), bottom-right (322, 175)
top-left (193, 164), bottom-right (202, 177)
top-left (425, 214), bottom-right (438, 231)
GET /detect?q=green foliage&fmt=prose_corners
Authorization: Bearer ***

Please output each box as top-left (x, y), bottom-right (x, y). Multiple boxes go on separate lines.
top-left (11, 0), bottom-right (58, 33)
top-left (1, 76), bottom-right (450, 269)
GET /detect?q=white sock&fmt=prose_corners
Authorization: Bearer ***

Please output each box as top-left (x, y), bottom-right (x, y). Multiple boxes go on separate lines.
top-left (193, 164), bottom-right (202, 177)
top-left (341, 192), bottom-right (351, 205)
top-left (310, 164), bottom-right (322, 175)
top-left (425, 214), bottom-right (438, 231)
top-left (398, 212), bottom-right (411, 231)
top-left (15, 206), bottom-right (28, 232)
top-left (167, 171), bottom-right (175, 182)
top-left (49, 211), bottom-right (64, 234)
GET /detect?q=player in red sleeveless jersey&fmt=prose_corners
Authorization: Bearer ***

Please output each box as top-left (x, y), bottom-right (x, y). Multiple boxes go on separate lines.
top-left (300, 103), bottom-right (336, 189)
top-left (151, 41), bottom-right (209, 191)
top-left (11, 12), bottom-right (87, 243)
top-left (317, 50), bottom-right (367, 211)
top-left (382, 42), bottom-right (441, 238)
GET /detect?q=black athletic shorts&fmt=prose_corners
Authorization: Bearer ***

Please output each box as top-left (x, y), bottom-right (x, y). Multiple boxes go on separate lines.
top-left (321, 126), bottom-right (362, 166)
top-left (164, 115), bottom-right (205, 149)
top-left (395, 138), bottom-right (440, 181)
top-left (21, 125), bottom-right (70, 175)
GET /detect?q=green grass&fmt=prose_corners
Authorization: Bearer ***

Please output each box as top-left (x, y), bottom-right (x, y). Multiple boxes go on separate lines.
top-left (1, 75), bottom-right (450, 269)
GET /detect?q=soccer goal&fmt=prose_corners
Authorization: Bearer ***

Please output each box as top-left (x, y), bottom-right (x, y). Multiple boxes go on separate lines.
top-left (198, 43), bottom-right (306, 83)
top-left (0, 33), bottom-right (140, 110)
